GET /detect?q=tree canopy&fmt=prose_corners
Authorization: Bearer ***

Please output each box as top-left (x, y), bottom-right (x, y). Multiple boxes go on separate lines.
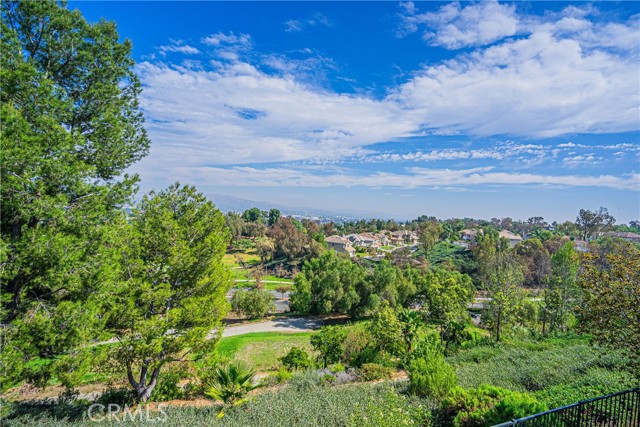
top-left (106, 184), bottom-right (231, 401)
top-left (1, 0), bottom-right (149, 386)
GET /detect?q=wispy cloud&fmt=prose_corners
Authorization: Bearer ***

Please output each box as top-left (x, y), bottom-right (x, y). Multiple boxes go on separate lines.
top-left (201, 32), bottom-right (251, 48)
top-left (137, 164), bottom-right (639, 191)
top-left (158, 39), bottom-right (200, 55)
top-left (285, 12), bottom-right (333, 33)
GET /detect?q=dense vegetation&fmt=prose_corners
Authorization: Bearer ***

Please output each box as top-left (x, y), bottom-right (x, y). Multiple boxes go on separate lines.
top-left (2, 2), bottom-right (639, 427)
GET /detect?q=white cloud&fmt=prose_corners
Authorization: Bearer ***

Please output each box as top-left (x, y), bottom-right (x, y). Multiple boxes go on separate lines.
top-left (367, 143), bottom-right (546, 163)
top-left (201, 32), bottom-right (251, 48)
top-left (284, 12), bottom-right (333, 33)
top-left (562, 153), bottom-right (603, 167)
top-left (399, 1), bottom-right (519, 49)
top-left (135, 61), bottom-right (413, 165)
top-left (158, 40), bottom-right (200, 55)
top-left (141, 164), bottom-right (639, 191)
top-left (135, 5), bottom-right (639, 194)
top-left (391, 30), bottom-right (639, 137)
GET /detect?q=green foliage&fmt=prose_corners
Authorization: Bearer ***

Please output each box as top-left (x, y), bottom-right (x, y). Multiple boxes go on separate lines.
top-left (369, 301), bottom-right (405, 357)
top-left (205, 363), bottom-right (257, 405)
top-left (542, 242), bottom-right (580, 333)
top-left (450, 335), bottom-right (638, 401)
top-left (231, 288), bottom-right (275, 319)
top-left (482, 251), bottom-right (525, 341)
top-left (310, 325), bottom-right (348, 367)
top-left (1, 0), bottom-right (148, 388)
top-left (105, 183), bottom-right (232, 402)
top-left (149, 370), bottom-right (185, 402)
top-left (578, 244), bottom-right (640, 365)
top-left (418, 221), bottom-right (442, 254)
top-left (440, 385), bottom-right (546, 427)
top-left (408, 350), bottom-right (458, 401)
top-left (358, 363), bottom-right (394, 381)
top-left (279, 346), bottom-right (313, 370)
top-left (349, 388), bottom-right (431, 427)
top-left (291, 250), bottom-right (363, 315)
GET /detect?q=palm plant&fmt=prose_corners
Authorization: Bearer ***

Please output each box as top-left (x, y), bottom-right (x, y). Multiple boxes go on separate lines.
top-left (205, 363), bottom-right (257, 406)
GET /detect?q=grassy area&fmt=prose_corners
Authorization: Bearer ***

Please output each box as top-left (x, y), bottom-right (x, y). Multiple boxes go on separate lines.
top-left (234, 282), bottom-right (293, 292)
top-left (216, 332), bottom-right (313, 371)
top-left (4, 333), bottom-right (637, 426)
top-left (448, 334), bottom-right (638, 408)
top-left (222, 252), bottom-right (260, 267)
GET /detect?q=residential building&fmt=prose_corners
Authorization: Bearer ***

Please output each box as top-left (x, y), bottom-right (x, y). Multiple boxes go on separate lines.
top-left (325, 235), bottom-right (356, 257)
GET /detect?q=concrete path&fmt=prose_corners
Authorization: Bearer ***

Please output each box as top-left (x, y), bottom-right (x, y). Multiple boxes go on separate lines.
top-left (220, 316), bottom-right (324, 338)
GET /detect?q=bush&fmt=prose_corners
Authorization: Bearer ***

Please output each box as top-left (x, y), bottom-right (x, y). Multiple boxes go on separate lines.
top-left (205, 363), bottom-right (257, 405)
top-left (279, 346), bottom-right (313, 371)
top-left (149, 370), bottom-right (185, 402)
top-left (342, 327), bottom-right (375, 367)
top-left (310, 325), bottom-right (347, 367)
top-left (408, 351), bottom-right (458, 401)
top-left (440, 385), bottom-right (546, 427)
top-left (231, 289), bottom-right (275, 319)
top-left (96, 386), bottom-right (135, 406)
top-left (358, 363), bottom-right (394, 382)
top-left (330, 362), bottom-right (345, 373)
top-left (348, 388), bottom-right (431, 427)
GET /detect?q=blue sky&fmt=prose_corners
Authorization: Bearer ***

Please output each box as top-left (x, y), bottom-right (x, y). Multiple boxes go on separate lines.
top-left (71, 1), bottom-right (639, 223)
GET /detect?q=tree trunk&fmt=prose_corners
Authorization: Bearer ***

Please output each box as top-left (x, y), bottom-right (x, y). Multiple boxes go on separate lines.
top-left (496, 307), bottom-right (502, 342)
top-left (127, 364), bottom-right (161, 403)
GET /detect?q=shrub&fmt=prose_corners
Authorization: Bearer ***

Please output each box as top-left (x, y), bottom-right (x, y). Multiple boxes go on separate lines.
top-left (205, 363), bottom-right (257, 405)
top-left (440, 385), bottom-right (546, 427)
top-left (96, 386), bottom-right (135, 406)
top-left (279, 346), bottom-right (313, 371)
top-left (149, 370), bottom-right (185, 402)
top-left (408, 350), bottom-right (457, 401)
top-left (330, 362), bottom-right (345, 373)
top-left (342, 327), bottom-right (375, 366)
top-left (348, 388), bottom-right (431, 427)
top-left (310, 326), bottom-right (347, 367)
top-left (276, 367), bottom-right (293, 383)
top-left (231, 289), bottom-right (275, 319)
top-left (358, 363), bottom-right (394, 382)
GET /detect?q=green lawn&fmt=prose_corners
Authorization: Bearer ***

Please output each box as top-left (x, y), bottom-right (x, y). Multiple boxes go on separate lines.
top-left (216, 332), bottom-right (313, 371)
top-left (222, 252), bottom-right (261, 267)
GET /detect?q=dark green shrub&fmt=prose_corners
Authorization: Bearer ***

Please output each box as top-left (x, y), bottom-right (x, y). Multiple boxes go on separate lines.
top-left (440, 385), bottom-right (546, 427)
top-left (310, 325), bottom-right (347, 367)
top-left (149, 371), bottom-right (185, 402)
top-left (408, 351), bottom-right (457, 400)
top-left (231, 289), bottom-right (275, 319)
top-left (96, 386), bottom-right (135, 406)
top-left (279, 346), bottom-right (313, 370)
top-left (357, 363), bottom-right (394, 382)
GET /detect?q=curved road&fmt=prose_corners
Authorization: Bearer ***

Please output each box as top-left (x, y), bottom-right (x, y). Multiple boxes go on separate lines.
top-left (220, 316), bottom-right (324, 338)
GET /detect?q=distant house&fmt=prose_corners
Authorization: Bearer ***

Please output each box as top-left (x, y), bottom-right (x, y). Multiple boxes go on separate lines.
top-left (499, 230), bottom-right (523, 248)
top-left (374, 232), bottom-right (390, 246)
top-left (358, 232), bottom-right (380, 247)
top-left (460, 229), bottom-right (480, 245)
top-left (345, 233), bottom-right (364, 247)
top-left (573, 239), bottom-right (589, 252)
top-left (603, 232), bottom-right (640, 243)
top-left (390, 230), bottom-right (419, 246)
top-left (326, 235), bottom-right (356, 257)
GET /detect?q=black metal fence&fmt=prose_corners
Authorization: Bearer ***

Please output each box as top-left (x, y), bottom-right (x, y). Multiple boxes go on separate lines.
top-left (493, 388), bottom-right (640, 427)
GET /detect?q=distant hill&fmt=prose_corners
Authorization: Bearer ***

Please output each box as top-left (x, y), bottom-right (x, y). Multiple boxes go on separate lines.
top-left (209, 194), bottom-right (391, 222)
